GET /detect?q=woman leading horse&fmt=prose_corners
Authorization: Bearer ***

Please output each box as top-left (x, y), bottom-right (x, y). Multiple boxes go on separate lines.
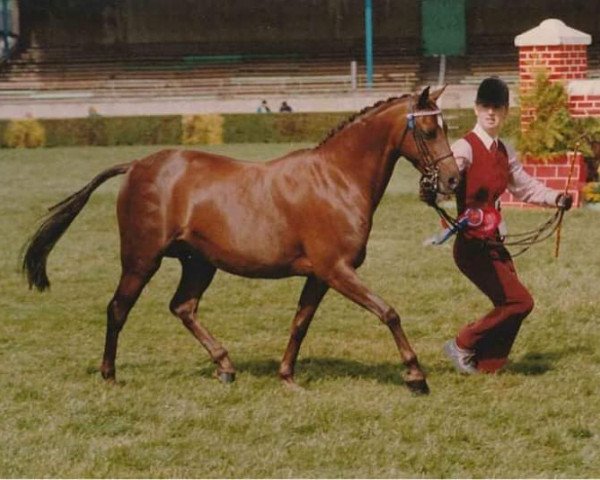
top-left (23, 86), bottom-right (458, 395)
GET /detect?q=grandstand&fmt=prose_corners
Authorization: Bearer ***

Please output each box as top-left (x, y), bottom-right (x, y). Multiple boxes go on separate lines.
top-left (1, 0), bottom-right (599, 116)
top-left (0, 44), bottom-right (422, 100)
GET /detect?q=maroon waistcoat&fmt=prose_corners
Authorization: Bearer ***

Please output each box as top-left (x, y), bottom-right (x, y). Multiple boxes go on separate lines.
top-left (456, 131), bottom-right (509, 214)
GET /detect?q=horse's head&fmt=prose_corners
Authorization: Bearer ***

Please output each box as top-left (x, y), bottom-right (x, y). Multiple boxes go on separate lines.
top-left (396, 86), bottom-right (459, 195)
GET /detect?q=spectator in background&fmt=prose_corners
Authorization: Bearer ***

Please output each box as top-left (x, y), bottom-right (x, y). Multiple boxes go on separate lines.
top-left (256, 100), bottom-right (271, 113)
top-left (279, 101), bottom-right (293, 113)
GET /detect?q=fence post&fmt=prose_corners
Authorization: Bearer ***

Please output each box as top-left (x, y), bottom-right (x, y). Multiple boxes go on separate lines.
top-left (350, 60), bottom-right (357, 90)
top-left (2, 0), bottom-right (10, 59)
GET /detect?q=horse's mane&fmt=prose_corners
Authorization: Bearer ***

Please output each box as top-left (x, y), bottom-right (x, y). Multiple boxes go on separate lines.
top-left (316, 94), bottom-right (412, 148)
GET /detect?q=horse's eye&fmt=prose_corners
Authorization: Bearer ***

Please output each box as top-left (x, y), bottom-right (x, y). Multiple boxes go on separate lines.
top-left (422, 128), bottom-right (437, 140)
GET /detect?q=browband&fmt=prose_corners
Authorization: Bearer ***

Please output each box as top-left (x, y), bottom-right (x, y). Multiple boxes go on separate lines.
top-left (406, 109), bottom-right (442, 119)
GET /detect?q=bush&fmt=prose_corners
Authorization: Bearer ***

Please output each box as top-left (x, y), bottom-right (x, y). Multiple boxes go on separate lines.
top-left (582, 182), bottom-right (600, 203)
top-left (0, 108), bottom-right (519, 148)
top-left (101, 116), bottom-right (182, 146)
top-left (40, 115), bottom-right (182, 147)
top-left (42, 118), bottom-right (100, 147)
top-left (3, 118), bottom-right (46, 148)
top-left (182, 114), bottom-right (224, 145)
top-left (518, 69), bottom-right (577, 160)
top-left (223, 112), bottom-right (349, 143)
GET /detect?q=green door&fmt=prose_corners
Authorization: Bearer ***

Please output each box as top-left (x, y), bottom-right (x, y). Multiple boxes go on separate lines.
top-left (421, 0), bottom-right (466, 56)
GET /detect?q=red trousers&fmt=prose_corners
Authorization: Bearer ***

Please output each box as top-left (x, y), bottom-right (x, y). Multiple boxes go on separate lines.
top-left (453, 234), bottom-right (534, 373)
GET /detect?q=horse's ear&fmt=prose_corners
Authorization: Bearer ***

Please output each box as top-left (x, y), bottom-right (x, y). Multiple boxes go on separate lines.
top-left (417, 86), bottom-right (431, 109)
top-left (429, 84), bottom-right (447, 104)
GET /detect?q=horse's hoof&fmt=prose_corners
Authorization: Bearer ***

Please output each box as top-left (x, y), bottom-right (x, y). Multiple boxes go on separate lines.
top-left (281, 378), bottom-right (305, 393)
top-left (405, 379), bottom-right (430, 395)
top-left (216, 371), bottom-right (236, 384)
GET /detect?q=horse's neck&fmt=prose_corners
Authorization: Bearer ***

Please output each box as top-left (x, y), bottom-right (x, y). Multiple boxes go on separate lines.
top-left (319, 119), bottom-right (399, 209)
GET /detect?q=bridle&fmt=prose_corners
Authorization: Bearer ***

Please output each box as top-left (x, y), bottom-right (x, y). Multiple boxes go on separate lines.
top-left (398, 104), bottom-right (455, 196)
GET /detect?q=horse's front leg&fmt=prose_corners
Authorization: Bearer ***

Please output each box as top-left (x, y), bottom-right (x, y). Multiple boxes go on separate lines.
top-left (279, 276), bottom-right (329, 390)
top-left (324, 262), bottom-right (429, 395)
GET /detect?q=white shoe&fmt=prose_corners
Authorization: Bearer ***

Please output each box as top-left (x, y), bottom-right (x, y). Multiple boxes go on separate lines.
top-left (444, 339), bottom-right (478, 374)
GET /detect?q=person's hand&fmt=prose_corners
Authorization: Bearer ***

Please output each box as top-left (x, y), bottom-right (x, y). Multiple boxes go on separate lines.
top-left (556, 193), bottom-right (573, 211)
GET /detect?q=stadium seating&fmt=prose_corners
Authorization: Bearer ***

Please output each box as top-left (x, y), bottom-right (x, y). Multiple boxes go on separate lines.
top-left (1, 39), bottom-right (597, 101)
top-left (0, 44), bottom-right (421, 99)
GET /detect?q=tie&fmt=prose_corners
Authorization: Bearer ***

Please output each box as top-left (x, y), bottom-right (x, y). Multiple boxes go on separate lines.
top-left (490, 140), bottom-right (497, 153)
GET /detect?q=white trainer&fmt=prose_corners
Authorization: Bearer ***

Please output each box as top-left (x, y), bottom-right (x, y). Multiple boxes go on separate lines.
top-left (444, 339), bottom-right (479, 374)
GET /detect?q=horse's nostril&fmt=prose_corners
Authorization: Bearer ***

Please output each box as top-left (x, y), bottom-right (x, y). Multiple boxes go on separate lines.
top-left (448, 176), bottom-right (458, 190)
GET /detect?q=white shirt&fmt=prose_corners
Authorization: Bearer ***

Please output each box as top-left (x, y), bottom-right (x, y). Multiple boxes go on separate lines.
top-left (451, 123), bottom-right (559, 206)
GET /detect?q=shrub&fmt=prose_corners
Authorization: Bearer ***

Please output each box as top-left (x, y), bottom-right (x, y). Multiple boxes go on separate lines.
top-left (102, 116), bottom-right (181, 145)
top-left (182, 114), bottom-right (224, 145)
top-left (40, 116), bottom-right (182, 147)
top-left (42, 118), bottom-right (101, 147)
top-left (582, 182), bottom-right (600, 203)
top-left (222, 112), bottom-right (349, 143)
top-left (518, 69), bottom-right (577, 160)
top-left (3, 118), bottom-right (46, 148)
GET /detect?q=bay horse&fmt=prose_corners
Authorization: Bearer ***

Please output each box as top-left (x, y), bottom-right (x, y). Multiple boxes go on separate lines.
top-left (23, 86), bottom-right (458, 395)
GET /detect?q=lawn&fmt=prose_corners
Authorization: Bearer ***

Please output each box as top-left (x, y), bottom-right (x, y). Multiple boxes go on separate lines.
top-left (1, 144), bottom-right (599, 478)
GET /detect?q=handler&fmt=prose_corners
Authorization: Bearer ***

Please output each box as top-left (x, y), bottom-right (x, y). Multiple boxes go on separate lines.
top-left (434, 77), bottom-right (573, 374)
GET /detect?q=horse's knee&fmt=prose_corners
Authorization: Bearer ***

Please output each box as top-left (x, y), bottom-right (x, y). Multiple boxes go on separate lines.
top-left (382, 308), bottom-right (401, 327)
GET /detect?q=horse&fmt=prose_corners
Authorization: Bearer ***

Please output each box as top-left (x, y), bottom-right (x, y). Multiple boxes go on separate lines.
top-left (22, 86), bottom-right (458, 395)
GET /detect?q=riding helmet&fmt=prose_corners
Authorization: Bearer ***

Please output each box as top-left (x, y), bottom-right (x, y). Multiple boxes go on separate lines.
top-left (476, 77), bottom-right (509, 108)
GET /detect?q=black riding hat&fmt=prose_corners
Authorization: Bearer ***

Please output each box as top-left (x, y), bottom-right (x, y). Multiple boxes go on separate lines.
top-left (476, 77), bottom-right (509, 107)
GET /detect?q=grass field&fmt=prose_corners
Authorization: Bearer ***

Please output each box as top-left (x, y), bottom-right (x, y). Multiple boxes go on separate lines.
top-left (1, 144), bottom-right (599, 478)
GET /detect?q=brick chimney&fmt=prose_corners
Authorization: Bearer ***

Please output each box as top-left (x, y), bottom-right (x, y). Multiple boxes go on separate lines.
top-left (515, 19), bottom-right (591, 130)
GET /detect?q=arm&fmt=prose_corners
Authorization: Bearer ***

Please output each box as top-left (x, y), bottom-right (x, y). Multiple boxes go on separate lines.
top-left (506, 144), bottom-right (560, 207)
top-left (450, 138), bottom-right (472, 173)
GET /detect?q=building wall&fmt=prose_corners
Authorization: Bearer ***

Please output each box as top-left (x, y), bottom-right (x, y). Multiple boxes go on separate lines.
top-left (17, 0), bottom-right (600, 57)
top-left (19, 0), bottom-right (420, 55)
top-left (466, 0), bottom-right (600, 49)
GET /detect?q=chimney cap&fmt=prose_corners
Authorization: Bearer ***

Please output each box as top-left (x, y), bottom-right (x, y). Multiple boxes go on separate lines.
top-left (515, 18), bottom-right (591, 47)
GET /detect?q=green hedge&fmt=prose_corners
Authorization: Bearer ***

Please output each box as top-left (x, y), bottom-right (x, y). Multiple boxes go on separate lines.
top-left (223, 112), bottom-right (349, 143)
top-left (40, 115), bottom-right (182, 147)
top-left (0, 109), bottom-right (522, 147)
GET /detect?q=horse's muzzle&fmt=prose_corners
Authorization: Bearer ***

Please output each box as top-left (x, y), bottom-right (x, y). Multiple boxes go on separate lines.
top-left (437, 155), bottom-right (460, 194)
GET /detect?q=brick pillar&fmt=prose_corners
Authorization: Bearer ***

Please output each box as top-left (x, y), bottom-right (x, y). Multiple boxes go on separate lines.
top-left (515, 19), bottom-right (591, 131)
top-left (568, 80), bottom-right (600, 118)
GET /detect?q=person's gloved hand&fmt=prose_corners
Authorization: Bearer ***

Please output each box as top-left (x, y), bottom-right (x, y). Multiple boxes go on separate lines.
top-left (556, 193), bottom-right (573, 211)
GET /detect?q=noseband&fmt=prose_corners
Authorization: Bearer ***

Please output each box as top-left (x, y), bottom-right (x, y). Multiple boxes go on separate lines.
top-left (399, 106), bottom-right (454, 195)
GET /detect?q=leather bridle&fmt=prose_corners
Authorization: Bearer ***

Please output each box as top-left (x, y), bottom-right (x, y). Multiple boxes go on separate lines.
top-left (398, 106), bottom-right (455, 196)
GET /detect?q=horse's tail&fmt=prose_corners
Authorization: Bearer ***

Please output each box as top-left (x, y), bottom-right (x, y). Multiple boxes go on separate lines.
top-left (22, 162), bottom-right (132, 291)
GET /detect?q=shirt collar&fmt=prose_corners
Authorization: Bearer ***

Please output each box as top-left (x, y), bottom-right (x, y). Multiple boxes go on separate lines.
top-left (473, 123), bottom-right (498, 150)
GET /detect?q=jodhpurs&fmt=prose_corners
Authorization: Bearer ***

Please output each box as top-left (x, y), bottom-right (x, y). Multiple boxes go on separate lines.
top-left (453, 234), bottom-right (534, 373)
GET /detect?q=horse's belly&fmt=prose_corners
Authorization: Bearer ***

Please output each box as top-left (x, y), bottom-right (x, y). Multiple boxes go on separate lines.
top-left (187, 230), bottom-right (310, 278)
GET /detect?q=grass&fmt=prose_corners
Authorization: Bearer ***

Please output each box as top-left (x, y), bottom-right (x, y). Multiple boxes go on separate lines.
top-left (1, 144), bottom-right (599, 478)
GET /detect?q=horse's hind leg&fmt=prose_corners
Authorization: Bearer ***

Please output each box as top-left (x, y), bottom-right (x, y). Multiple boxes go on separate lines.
top-left (169, 255), bottom-right (235, 383)
top-left (100, 259), bottom-right (161, 382)
top-left (279, 276), bottom-right (328, 390)
top-left (324, 263), bottom-right (429, 395)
